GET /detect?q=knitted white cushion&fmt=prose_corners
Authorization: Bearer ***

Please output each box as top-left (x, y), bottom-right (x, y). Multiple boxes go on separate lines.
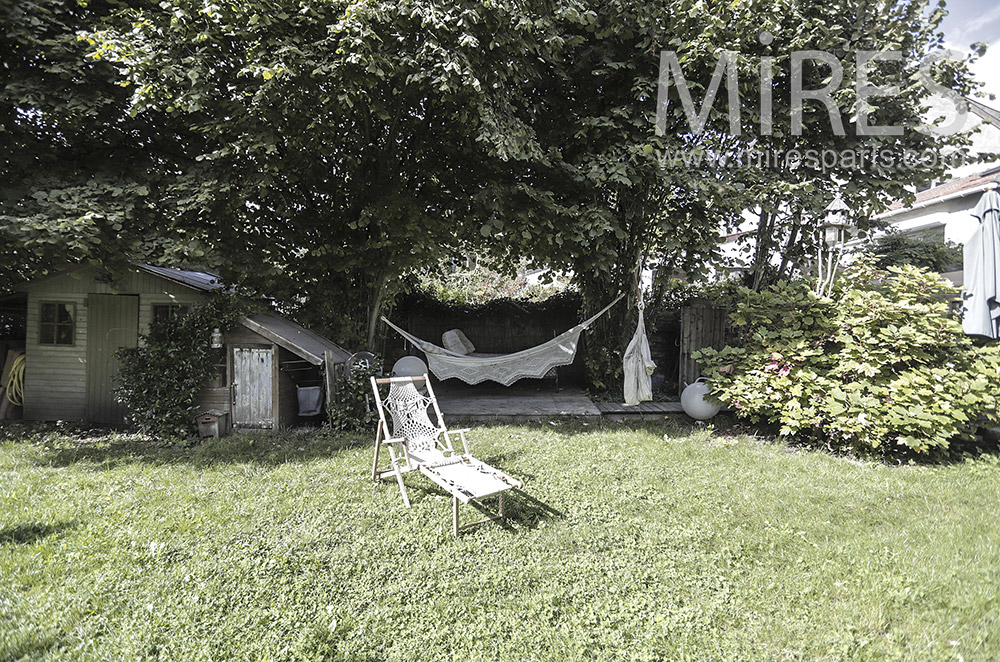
top-left (442, 329), bottom-right (476, 355)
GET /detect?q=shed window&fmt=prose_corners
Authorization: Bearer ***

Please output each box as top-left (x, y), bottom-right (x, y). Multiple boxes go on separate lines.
top-left (152, 304), bottom-right (189, 323)
top-left (39, 302), bottom-right (75, 345)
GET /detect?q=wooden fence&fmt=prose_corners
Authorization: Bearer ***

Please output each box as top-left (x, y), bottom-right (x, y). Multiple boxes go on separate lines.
top-left (323, 350), bottom-right (343, 411)
top-left (677, 300), bottom-right (728, 393)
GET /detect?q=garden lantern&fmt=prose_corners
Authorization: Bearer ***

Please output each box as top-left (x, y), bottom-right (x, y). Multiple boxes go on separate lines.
top-left (210, 327), bottom-right (224, 349)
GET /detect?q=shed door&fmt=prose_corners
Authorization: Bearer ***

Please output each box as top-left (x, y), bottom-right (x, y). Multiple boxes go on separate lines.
top-left (86, 294), bottom-right (139, 424)
top-left (232, 346), bottom-right (274, 428)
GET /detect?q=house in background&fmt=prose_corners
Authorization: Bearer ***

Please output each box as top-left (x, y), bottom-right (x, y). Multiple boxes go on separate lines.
top-left (15, 264), bottom-right (349, 428)
top-left (716, 98), bottom-right (1000, 283)
top-left (871, 98), bottom-right (1000, 286)
top-left (874, 166), bottom-right (1000, 286)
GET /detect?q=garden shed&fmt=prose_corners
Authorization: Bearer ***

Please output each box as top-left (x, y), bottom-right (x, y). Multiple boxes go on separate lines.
top-left (15, 264), bottom-right (350, 428)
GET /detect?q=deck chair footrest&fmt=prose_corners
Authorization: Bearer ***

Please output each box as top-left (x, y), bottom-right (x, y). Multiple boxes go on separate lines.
top-left (419, 463), bottom-right (517, 503)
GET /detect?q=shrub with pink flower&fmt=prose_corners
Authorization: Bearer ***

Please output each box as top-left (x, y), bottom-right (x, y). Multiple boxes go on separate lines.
top-left (694, 261), bottom-right (1000, 456)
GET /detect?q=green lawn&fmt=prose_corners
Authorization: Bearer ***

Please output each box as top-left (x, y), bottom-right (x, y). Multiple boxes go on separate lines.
top-left (1, 421), bottom-right (998, 661)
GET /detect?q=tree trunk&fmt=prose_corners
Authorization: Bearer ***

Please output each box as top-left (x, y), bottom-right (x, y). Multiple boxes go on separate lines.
top-left (366, 272), bottom-right (389, 351)
top-left (577, 240), bottom-right (642, 392)
top-left (776, 210), bottom-right (802, 281)
top-left (750, 209), bottom-right (773, 291)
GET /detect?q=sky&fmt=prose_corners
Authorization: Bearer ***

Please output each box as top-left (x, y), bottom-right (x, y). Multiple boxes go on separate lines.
top-left (939, 0), bottom-right (1000, 103)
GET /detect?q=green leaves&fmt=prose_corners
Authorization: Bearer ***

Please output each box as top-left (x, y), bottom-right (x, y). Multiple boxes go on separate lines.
top-left (697, 264), bottom-right (1000, 456)
top-left (115, 294), bottom-right (252, 436)
top-left (326, 356), bottom-right (382, 432)
top-left (859, 229), bottom-right (964, 274)
top-left (0, 0), bottom-right (211, 287)
top-left (3, 0), bottom-right (983, 378)
top-left (68, 0), bottom-right (578, 346)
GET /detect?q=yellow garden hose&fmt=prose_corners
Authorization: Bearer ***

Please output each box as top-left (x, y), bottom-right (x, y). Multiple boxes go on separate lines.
top-left (6, 354), bottom-right (24, 406)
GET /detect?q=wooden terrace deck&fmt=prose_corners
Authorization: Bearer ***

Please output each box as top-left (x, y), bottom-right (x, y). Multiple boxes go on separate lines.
top-left (433, 381), bottom-right (690, 422)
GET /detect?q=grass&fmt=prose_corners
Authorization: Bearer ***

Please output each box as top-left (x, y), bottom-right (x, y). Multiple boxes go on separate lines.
top-left (1, 420), bottom-right (999, 661)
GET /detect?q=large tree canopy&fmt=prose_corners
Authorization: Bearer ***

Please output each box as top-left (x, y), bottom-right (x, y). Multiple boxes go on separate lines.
top-left (0, 0), bottom-right (206, 286)
top-left (2, 0), bottom-right (984, 389)
top-left (82, 0), bottom-right (572, 346)
top-left (460, 0), bottom-right (981, 384)
top-left (721, 0), bottom-right (984, 289)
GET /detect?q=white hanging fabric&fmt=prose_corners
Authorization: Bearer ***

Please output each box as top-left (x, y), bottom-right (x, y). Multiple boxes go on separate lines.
top-left (381, 295), bottom-right (623, 386)
top-left (623, 300), bottom-right (656, 406)
top-left (962, 188), bottom-right (1000, 339)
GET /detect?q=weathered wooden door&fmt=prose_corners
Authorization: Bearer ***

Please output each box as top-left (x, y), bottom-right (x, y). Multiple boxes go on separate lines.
top-left (86, 294), bottom-right (139, 424)
top-left (232, 346), bottom-right (274, 428)
top-left (678, 301), bottom-right (728, 393)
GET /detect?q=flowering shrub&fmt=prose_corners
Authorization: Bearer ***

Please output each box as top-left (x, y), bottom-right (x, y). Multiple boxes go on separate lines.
top-left (695, 262), bottom-right (1000, 454)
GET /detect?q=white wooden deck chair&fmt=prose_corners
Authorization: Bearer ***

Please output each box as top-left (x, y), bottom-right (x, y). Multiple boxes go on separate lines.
top-left (370, 374), bottom-right (522, 535)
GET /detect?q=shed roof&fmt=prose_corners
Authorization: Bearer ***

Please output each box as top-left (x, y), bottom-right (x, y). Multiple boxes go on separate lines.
top-left (14, 264), bottom-right (224, 293)
top-left (137, 265), bottom-right (224, 292)
top-left (240, 313), bottom-right (350, 365)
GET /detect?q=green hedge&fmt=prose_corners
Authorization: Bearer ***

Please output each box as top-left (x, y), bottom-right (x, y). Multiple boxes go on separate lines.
top-left (116, 294), bottom-right (250, 437)
top-left (695, 262), bottom-right (1000, 455)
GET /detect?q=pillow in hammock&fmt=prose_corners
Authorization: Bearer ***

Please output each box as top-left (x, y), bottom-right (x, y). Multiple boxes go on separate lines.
top-left (442, 329), bottom-right (476, 355)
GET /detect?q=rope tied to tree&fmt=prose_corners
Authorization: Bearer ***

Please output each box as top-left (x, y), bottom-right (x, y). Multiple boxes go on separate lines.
top-left (634, 261), bottom-right (646, 312)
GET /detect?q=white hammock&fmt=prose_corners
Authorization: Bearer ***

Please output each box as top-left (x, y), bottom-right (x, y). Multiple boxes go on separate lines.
top-left (381, 295), bottom-right (623, 386)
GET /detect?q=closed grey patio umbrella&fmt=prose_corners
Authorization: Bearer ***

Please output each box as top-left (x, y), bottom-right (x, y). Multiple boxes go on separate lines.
top-left (962, 187), bottom-right (1000, 340)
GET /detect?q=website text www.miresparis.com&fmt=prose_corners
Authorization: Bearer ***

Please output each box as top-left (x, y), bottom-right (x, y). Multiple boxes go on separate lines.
top-left (656, 145), bottom-right (973, 174)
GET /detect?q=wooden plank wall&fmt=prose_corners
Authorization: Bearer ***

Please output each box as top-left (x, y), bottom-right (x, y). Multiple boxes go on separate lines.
top-left (678, 302), bottom-right (728, 393)
top-left (222, 326), bottom-right (272, 346)
top-left (195, 386), bottom-right (230, 414)
top-left (647, 308), bottom-right (680, 396)
top-left (323, 351), bottom-right (342, 412)
top-left (22, 266), bottom-right (205, 421)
